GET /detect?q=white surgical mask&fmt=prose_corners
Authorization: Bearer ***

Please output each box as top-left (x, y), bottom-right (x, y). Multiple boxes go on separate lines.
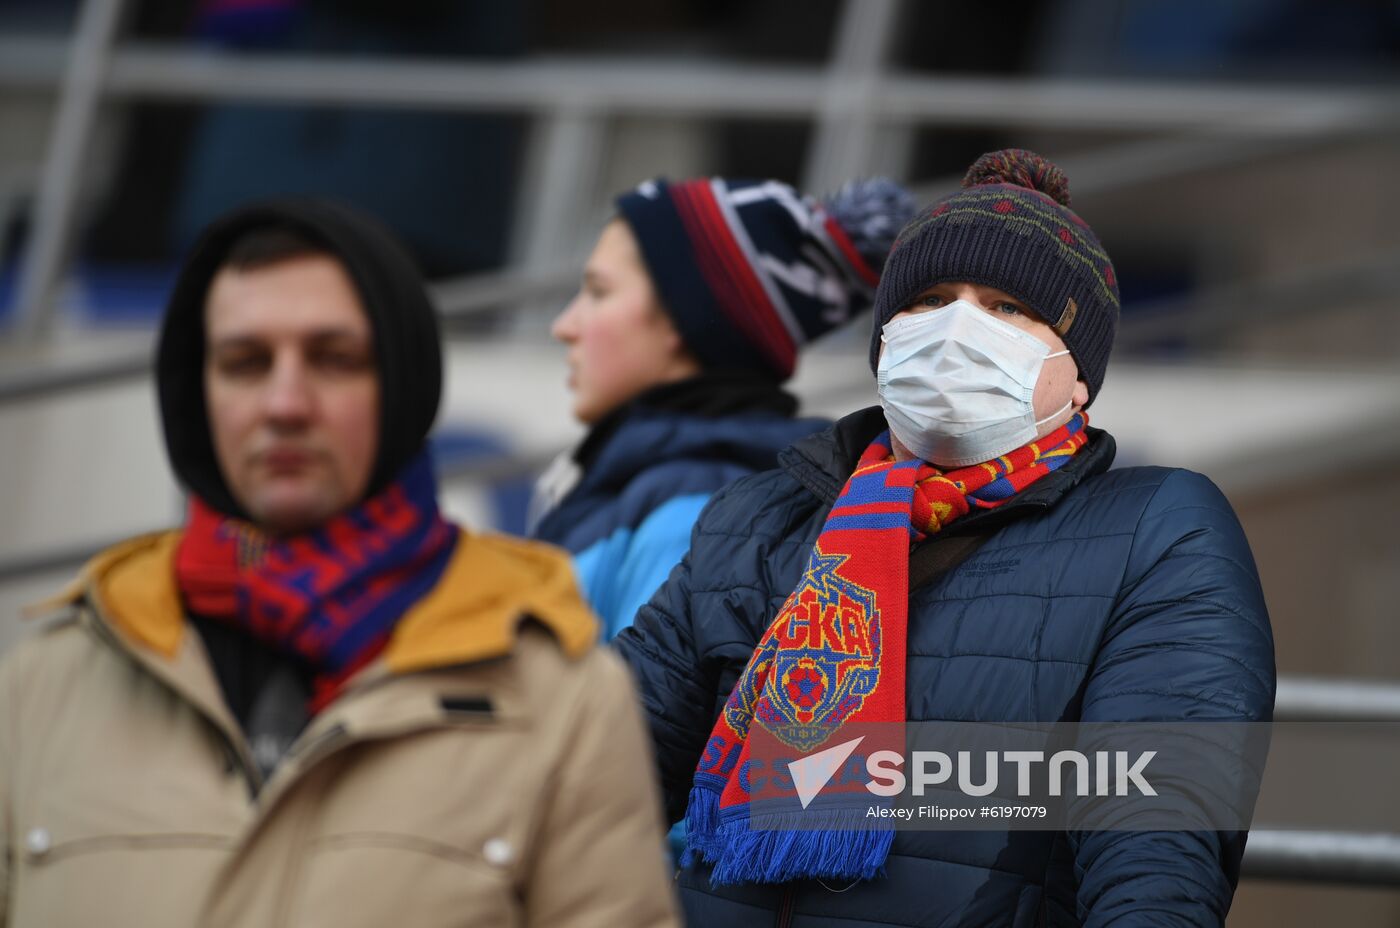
top-left (876, 300), bottom-right (1072, 468)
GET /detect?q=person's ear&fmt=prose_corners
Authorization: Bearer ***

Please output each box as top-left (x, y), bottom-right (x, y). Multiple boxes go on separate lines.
top-left (654, 304), bottom-right (701, 377)
top-left (1073, 379), bottom-right (1090, 409)
top-left (651, 301), bottom-right (684, 356)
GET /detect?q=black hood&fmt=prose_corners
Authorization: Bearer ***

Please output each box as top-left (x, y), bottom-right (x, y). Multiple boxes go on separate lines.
top-left (156, 198), bottom-right (443, 518)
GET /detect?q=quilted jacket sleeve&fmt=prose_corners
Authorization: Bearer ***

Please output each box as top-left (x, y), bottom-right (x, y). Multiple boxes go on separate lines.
top-left (613, 540), bottom-right (719, 827)
top-left (1072, 469), bottom-right (1276, 927)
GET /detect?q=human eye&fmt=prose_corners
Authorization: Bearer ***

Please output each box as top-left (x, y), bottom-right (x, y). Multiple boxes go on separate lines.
top-left (579, 273), bottom-right (607, 301)
top-left (908, 292), bottom-right (946, 311)
top-left (213, 350), bottom-right (268, 378)
top-left (994, 301), bottom-right (1024, 316)
top-left (313, 345), bottom-right (373, 373)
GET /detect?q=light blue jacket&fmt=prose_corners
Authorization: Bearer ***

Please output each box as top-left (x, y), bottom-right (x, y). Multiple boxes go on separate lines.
top-left (531, 402), bottom-right (825, 637)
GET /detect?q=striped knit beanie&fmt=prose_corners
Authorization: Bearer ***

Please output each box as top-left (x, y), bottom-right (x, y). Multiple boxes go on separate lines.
top-left (617, 176), bottom-right (916, 381)
top-left (868, 149), bottom-right (1120, 404)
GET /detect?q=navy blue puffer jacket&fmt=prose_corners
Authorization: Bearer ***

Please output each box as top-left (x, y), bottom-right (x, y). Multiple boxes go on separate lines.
top-left (615, 406), bottom-right (1276, 927)
top-left (532, 376), bottom-right (825, 638)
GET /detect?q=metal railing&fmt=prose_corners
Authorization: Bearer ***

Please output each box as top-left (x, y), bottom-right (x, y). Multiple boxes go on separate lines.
top-left (3, 0), bottom-right (1398, 361)
top-left (0, 263), bottom-right (578, 405)
top-left (3, 37), bottom-right (1398, 130)
top-left (1244, 675), bottom-right (1400, 885)
top-left (4, 0), bottom-right (1400, 338)
top-left (1242, 830), bottom-right (1400, 886)
top-left (1273, 676), bottom-right (1400, 723)
top-left (7, 245), bottom-right (1400, 406)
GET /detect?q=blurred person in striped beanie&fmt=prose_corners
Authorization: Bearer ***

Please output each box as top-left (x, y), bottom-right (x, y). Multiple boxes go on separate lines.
top-left (530, 174), bottom-right (916, 639)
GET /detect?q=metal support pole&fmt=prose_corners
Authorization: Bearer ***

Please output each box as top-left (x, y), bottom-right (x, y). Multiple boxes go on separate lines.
top-left (506, 104), bottom-right (607, 328)
top-left (803, 0), bottom-right (904, 194)
top-left (13, 0), bottom-right (127, 340)
top-left (512, 106), bottom-right (607, 267)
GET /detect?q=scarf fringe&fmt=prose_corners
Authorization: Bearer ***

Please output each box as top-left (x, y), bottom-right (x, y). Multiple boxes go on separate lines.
top-left (685, 786), bottom-right (894, 885)
top-left (681, 783), bottom-right (721, 867)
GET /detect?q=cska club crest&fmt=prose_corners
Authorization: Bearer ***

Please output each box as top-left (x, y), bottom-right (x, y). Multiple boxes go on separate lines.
top-left (724, 545), bottom-right (882, 752)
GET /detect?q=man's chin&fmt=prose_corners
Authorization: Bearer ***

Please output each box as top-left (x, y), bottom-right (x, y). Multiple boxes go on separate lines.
top-left (246, 490), bottom-right (342, 536)
top-left (573, 394), bottom-right (609, 426)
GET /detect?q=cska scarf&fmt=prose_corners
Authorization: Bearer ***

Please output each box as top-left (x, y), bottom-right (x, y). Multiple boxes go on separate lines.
top-left (175, 452), bottom-right (458, 712)
top-left (684, 414), bottom-right (1088, 884)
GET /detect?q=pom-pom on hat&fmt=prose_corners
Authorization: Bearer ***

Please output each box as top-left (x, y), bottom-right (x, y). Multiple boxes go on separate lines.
top-left (869, 149), bottom-right (1120, 404)
top-left (617, 175), bottom-right (916, 381)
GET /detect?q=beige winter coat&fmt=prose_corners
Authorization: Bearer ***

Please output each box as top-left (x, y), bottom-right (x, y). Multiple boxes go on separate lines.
top-left (0, 529), bottom-right (679, 927)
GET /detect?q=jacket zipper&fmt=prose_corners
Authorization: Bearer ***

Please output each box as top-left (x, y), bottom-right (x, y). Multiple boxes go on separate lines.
top-left (775, 886), bottom-right (796, 928)
top-left (270, 779), bottom-right (322, 926)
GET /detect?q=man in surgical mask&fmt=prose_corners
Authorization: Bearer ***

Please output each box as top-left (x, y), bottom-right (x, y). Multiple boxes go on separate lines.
top-left (876, 281), bottom-right (1083, 467)
top-left (614, 149), bottom-right (1276, 926)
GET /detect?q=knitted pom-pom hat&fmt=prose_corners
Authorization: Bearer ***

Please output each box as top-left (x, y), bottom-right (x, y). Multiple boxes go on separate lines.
top-left (869, 149), bottom-right (1120, 404)
top-left (617, 176), bottom-right (916, 381)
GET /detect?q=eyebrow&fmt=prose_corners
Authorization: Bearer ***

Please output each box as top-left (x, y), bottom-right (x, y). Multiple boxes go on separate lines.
top-left (915, 285), bottom-right (1028, 305)
top-left (208, 327), bottom-right (371, 351)
top-left (909, 286), bottom-right (1045, 320)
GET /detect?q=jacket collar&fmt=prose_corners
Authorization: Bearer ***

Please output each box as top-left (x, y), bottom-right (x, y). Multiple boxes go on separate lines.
top-left (36, 528), bottom-right (597, 674)
top-left (555, 376), bottom-right (820, 508)
top-left (779, 405), bottom-right (1117, 534)
top-left (575, 371), bottom-right (798, 471)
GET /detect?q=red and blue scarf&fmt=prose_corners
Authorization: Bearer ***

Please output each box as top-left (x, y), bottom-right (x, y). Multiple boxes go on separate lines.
top-left (684, 414), bottom-right (1088, 884)
top-left (175, 452), bottom-right (458, 711)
